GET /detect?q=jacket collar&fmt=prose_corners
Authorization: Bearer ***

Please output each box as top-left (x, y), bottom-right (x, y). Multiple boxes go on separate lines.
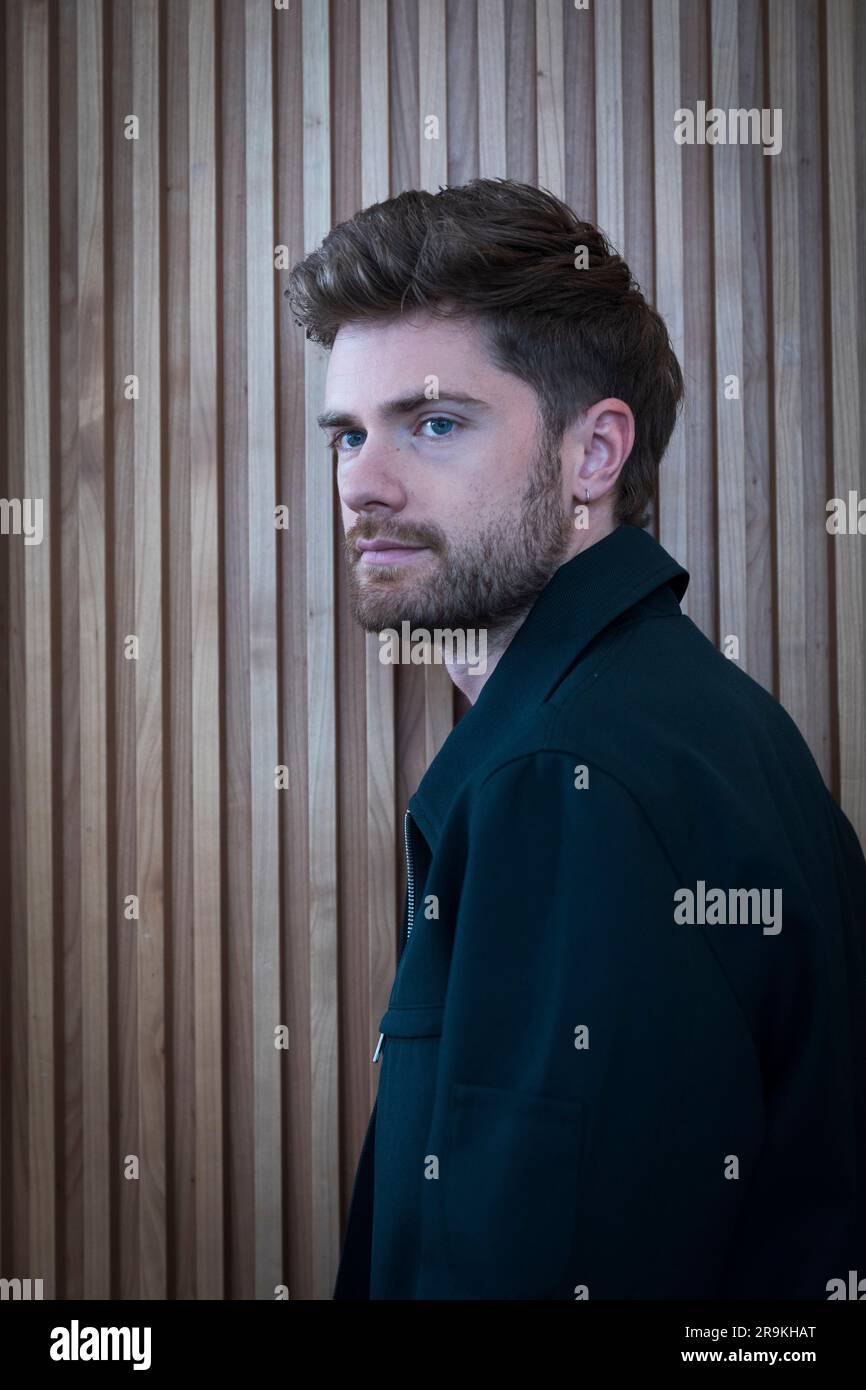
top-left (407, 523), bottom-right (689, 847)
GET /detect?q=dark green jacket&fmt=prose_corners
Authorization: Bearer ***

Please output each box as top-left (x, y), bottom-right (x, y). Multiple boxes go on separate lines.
top-left (334, 523), bottom-right (866, 1300)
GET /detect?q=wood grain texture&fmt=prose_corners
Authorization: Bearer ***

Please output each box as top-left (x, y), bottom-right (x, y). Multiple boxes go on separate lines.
top-left (1, 0), bottom-right (16, 1284)
top-left (188, 0), bottom-right (223, 1298)
top-left (1, 0), bottom-right (864, 1306)
top-left (58, 0), bottom-right (83, 1303)
top-left (738, 0), bottom-right (774, 697)
top-left (76, 0), bottom-right (110, 1299)
top-left (594, 0), bottom-right (624, 251)
top-left (418, 0), bottom-right (454, 767)
top-left (360, 0), bottom-right (396, 1113)
top-left (827, 0), bottom-right (866, 832)
top-left (680, 0), bottom-right (716, 639)
top-left (220, 0), bottom-right (255, 1300)
top-left (301, 0), bottom-right (338, 1305)
top-left (478, 0), bottom-right (506, 177)
top-left (164, 0), bottom-right (194, 1301)
top-left (275, 0), bottom-right (311, 1297)
top-left (131, 0), bottom-right (166, 1299)
top-left (536, 0), bottom-right (564, 197)
top-left (652, 0), bottom-right (688, 585)
top-left (711, 0), bottom-right (747, 653)
top-left (769, 0), bottom-right (808, 743)
top-left (22, 0), bottom-right (55, 1299)
top-left (245, 0), bottom-right (282, 1300)
top-left (110, 0), bottom-right (140, 1300)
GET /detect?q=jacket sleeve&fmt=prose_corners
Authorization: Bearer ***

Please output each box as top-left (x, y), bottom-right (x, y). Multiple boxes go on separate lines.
top-left (413, 751), bottom-right (768, 1300)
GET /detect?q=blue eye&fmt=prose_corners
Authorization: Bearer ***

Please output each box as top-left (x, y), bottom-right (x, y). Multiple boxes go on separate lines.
top-left (419, 417), bottom-right (457, 438)
top-left (335, 429), bottom-right (365, 450)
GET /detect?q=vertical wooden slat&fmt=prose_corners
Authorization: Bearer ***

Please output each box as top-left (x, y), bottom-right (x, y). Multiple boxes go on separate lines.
top-left (827, 0), bottom-right (866, 840)
top-left (276, 0), bottom-right (312, 1296)
top-left (58, 0), bottom-right (81, 1302)
top-left (360, 0), bottom-right (396, 1109)
top-left (768, 0), bottom-right (807, 736)
top-left (680, 4), bottom-right (716, 638)
top-left (419, 0), bottom-right (447, 192)
top-left (6, 0), bottom-right (31, 1284)
top-left (301, 0), bottom-right (338, 1303)
top-left (245, 0), bottom-right (282, 1299)
top-left (712, 0), bottom-right (747, 655)
top-left (478, 0), bottom-right (506, 177)
top-left (594, 0), bottom-right (624, 250)
top-left (793, 0), bottom-right (831, 782)
top-left (0, 0), bottom-right (11, 1279)
top-left (738, 0), bottom-right (774, 695)
top-left (390, 0), bottom-right (426, 975)
top-left (505, 0), bottom-right (536, 184)
top-left (390, 0), bottom-right (421, 192)
top-left (132, 0), bottom-right (166, 1298)
top-left (189, 0), bottom-right (223, 1297)
top-left (220, 0), bottom-right (255, 1298)
top-left (112, 0), bottom-right (139, 1299)
top-left (417, 0), bottom-right (453, 766)
top-left (58, 0), bottom-right (80, 1301)
top-left (164, 0), bottom-right (193, 1299)
top-left (447, 0), bottom-right (478, 185)
top-left (535, 0), bottom-right (564, 197)
top-left (22, 0), bottom-right (55, 1299)
top-left (652, 0), bottom-right (687, 580)
top-left (77, 0), bottom-right (110, 1299)
top-left (621, 0), bottom-right (653, 318)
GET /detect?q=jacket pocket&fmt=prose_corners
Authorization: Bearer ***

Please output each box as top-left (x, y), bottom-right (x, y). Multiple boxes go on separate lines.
top-left (378, 1004), bottom-right (444, 1039)
top-left (442, 1082), bottom-right (584, 1299)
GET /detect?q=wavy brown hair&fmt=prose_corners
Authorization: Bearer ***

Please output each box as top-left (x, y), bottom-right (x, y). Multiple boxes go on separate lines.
top-left (287, 178), bottom-right (683, 529)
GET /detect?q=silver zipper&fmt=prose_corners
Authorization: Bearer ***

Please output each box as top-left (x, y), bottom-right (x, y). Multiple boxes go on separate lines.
top-left (373, 809), bottom-right (416, 1064)
top-left (404, 808), bottom-right (416, 941)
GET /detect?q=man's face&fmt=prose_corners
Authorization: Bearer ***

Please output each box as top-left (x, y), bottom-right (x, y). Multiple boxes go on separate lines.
top-left (320, 311), bottom-right (576, 631)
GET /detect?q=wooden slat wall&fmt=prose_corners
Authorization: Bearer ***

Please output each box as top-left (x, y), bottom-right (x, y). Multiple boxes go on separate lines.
top-left (76, 0), bottom-right (110, 1300)
top-left (1, 0), bottom-right (864, 1302)
top-left (21, 0), bottom-right (54, 1299)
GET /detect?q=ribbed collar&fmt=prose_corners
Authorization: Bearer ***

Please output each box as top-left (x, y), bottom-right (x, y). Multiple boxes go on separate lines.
top-left (407, 523), bottom-right (689, 846)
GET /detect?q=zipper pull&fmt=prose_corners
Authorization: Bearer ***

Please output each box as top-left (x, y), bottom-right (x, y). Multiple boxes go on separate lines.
top-left (372, 1031), bottom-right (385, 1063)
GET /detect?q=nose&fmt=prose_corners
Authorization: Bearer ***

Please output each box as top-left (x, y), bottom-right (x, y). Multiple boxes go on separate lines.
top-left (337, 431), bottom-right (409, 516)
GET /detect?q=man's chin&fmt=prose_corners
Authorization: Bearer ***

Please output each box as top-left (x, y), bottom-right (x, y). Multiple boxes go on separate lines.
top-left (348, 561), bottom-right (437, 632)
top-left (349, 601), bottom-right (441, 633)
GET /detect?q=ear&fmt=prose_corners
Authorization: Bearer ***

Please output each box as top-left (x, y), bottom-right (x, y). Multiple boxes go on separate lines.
top-left (563, 398), bottom-right (634, 506)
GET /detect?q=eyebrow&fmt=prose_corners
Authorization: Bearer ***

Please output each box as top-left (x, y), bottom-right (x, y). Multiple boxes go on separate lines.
top-left (316, 389), bottom-right (490, 432)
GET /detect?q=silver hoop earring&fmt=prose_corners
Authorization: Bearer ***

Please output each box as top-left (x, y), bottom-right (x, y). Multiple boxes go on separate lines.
top-left (585, 488), bottom-right (591, 503)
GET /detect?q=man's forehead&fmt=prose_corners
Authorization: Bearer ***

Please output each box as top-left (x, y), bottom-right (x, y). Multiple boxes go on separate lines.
top-left (321, 315), bottom-right (503, 422)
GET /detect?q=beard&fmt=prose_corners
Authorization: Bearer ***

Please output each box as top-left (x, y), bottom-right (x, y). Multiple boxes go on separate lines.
top-left (343, 427), bottom-right (576, 632)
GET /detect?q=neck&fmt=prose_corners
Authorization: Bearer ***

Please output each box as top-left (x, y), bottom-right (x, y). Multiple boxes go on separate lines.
top-left (445, 610), bottom-right (528, 705)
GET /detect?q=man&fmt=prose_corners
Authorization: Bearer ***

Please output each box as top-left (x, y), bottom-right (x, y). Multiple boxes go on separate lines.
top-left (288, 178), bottom-right (866, 1300)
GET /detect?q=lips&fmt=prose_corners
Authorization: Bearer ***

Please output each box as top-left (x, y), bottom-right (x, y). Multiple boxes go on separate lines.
top-left (356, 538), bottom-right (430, 566)
top-left (356, 538), bottom-right (425, 552)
